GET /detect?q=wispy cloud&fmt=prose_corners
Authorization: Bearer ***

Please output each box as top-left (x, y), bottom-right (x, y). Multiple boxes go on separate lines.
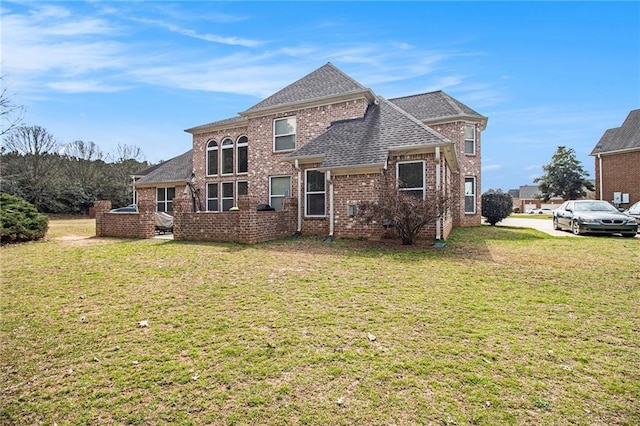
top-left (482, 164), bottom-right (502, 172)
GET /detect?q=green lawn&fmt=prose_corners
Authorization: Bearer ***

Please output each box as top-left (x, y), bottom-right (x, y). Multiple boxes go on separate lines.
top-left (1, 219), bottom-right (639, 425)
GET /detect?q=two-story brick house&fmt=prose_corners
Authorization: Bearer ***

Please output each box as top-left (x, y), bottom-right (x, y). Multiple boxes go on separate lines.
top-left (590, 109), bottom-right (640, 208)
top-left (129, 63), bottom-right (487, 242)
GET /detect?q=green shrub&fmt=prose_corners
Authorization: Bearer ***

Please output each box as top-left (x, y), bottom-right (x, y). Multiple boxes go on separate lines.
top-left (0, 193), bottom-right (49, 244)
top-left (482, 189), bottom-right (513, 226)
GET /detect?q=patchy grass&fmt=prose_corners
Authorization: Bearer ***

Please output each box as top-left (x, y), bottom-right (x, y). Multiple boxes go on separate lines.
top-left (1, 219), bottom-right (639, 425)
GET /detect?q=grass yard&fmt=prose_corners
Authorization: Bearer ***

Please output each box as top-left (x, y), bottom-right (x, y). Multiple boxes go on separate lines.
top-left (1, 219), bottom-right (639, 425)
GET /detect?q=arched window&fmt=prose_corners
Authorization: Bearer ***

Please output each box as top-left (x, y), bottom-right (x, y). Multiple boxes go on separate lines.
top-left (221, 138), bottom-right (233, 175)
top-left (237, 135), bottom-right (248, 174)
top-left (207, 140), bottom-right (218, 175)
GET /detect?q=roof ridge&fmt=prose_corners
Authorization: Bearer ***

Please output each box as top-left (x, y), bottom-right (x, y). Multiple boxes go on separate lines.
top-left (388, 90), bottom-right (443, 102)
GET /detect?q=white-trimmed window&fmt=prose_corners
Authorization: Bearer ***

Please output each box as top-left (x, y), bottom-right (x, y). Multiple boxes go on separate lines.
top-left (274, 117), bottom-right (296, 152)
top-left (221, 182), bottom-right (234, 211)
top-left (397, 161), bottom-right (425, 199)
top-left (156, 187), bottom-right (175, 212)
top-left (236, 136), bottom-right (248, 174)
top-left (221, 138), bottom-right (234, 175)
top-left (237, 181), bottom-right (248, 197)
top-left (269, 176), bottom-right (291, 211)
top-left (464, 124), bottom-right (476, 155)
top-left (207, 140), bottom-right (218, 175)
top-left (465, 177), bottom-right (476, 213)
top-left (305, 170), bottom-right (326, 217)
top-left (206, 183), bottom-right (218, 212)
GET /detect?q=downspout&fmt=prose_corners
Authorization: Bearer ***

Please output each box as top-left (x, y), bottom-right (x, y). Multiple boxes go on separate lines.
top-left (435, 147), bottom-right (442, 240)
top-left (294, 159), bottom-right (303, 234)
top-left (597, 154), bottom-right (603, 200)
top-left (325, 170), bottom-right (334, 242)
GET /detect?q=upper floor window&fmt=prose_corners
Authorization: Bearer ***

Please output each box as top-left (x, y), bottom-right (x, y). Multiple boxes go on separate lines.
top-left (397, 161), bottom-right (425, 199)
top-left (274, 117), bottom-right (296, 152)
top-left (221, 138), bottom-right (234, 175)
top-left (465, 176), bottom-right (476, 213)
top-left (464, 124), bottom-right (476, 155)
top-left (207, 140), bottom-right (218, 175)
top-left (156, 187), bottom-right (175, 212)
top-left (305, 170), bottom-right (326, 217)
top-left (237, 135), bottom-right (248, 174)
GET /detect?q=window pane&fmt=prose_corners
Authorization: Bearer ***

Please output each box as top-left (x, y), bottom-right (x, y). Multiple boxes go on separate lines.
top-left (222, 198), bottom-right (234, 211)
top-left (465, 124), bottom-right (475, 140)
top-left (166, 201), bottom-right (173, 213)
top-left (275, 117), bottom-right (296, 135)
top-left (306, 170), bottom-right (325, 192)
top-left (207, 149), bottom-right (218, 175)
top-left (465, 140), bottom-right (475, 154)
top-left (237, 181), bottom-right (248, 196)
top-left (157, 188), bottom-right (165, 202)
top-left (222, 182), bottom-right (234, 197)
top-left (237, 145), bottom-right (248, 173)
top-left (465, 178), bottom-right (475, 213)
top-left (398, 163), bottom-right (423, 188)
top-left (307, 193), bottom-right (325, 216)
top-left (270, 196), bottom-right (283, 211)
top-left (275, 135), bottom-right (295, 151)
top-left (221, 141), bottom-right (233, 174)
top-left (207, 200), bottom-right (218, 211)
top-left (167, 188), bottom-right (175, 201)
top-left (157, 202), bottom-right (165, 212)
top-left (207, 183), bottom-right (218, 212)
top-left (271, 177), bottom-right (291, 197)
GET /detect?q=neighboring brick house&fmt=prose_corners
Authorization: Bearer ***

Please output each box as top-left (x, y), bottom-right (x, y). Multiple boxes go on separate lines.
top-left (129, 63), bottom-right (487, 242)
top-left (590, 109), bottom-right (640, 208)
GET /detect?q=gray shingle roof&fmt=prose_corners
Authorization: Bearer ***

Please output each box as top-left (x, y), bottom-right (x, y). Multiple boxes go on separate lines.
top-left (185, 116), bottom-right (247, 134)
top-left (133, 150), bottom-right (192, 186)
top-left (284, 97), bottom-right (451, 169)
top-left (590, 109), bottom-right (640, 155)
top-left (518, 185), bottom-right (541, 199)
top-left (389, 91), bottom-right (487, 125)
top-left (243, 62), bottom-right (372, 114)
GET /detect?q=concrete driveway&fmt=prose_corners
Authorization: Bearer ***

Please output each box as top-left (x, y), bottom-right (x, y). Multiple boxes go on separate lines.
top-left (496, 217), bottom-right (639, 238)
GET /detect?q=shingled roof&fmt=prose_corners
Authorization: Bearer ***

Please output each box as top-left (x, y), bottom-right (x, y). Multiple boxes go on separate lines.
top-left (242, 62), bottom-right (374, 115)
top-left (133, 150), bottom-right (193, 187)
top-left (284, 97), bottom-right (453, 170)
top-left (184, 116), bottom-right (247, 134)
top-left (590, 109), bottom-right (640, 155)
top-left (389, 91), bottom-right (487, 129)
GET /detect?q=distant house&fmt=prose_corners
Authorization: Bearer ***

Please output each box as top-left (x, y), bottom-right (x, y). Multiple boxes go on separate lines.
top-left (509, 185), bottom-right (564, 213)
top-left (99, 63), bottom-right (488, 243)
top-left (590, 109), bottom-right (640, 208)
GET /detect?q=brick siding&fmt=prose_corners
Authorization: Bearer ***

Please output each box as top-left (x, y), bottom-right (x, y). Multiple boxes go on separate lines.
top-left (594, 150), bottom-right (640, 207)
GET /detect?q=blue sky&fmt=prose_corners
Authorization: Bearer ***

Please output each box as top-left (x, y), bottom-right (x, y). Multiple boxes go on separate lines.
top-left (2, 1), bottom-right (638, 192)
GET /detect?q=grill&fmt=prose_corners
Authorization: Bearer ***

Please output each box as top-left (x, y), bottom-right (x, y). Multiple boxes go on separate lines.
top-left (601, 219), bottom-right (624, 224)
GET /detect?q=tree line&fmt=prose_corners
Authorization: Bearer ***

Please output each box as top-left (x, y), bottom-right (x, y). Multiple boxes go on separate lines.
top-left (1, 125), bottom-right (151, 214)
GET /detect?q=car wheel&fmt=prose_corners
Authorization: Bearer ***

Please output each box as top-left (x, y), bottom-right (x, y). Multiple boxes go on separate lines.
top-left (572, 220), bottom-right (582, 235)
top-left (622, 233), bottom-right (636, 238)
top-left (553, 217), bottom-right (560, 230)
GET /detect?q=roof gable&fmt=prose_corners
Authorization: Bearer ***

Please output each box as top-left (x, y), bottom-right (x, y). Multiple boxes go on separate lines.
top-left (389, 91), bottom-right (487, 128)
top-left (591, 109), bottom-right (640, 155)
top-left (285, 97), bottom-right (451, 170)
top-left (242, 62), bottom-right (373, 115)
top-left (134, 150), bottom-right (193, 187)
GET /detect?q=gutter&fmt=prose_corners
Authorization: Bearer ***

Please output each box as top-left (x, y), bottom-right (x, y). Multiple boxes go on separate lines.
top-left (327, 170), bottom-right (335, 239)
top-left (435, 147), bottom-right (442, 240)
top-left (294, 159), bottom-right (302, 233)
top-left (598, 154), bottom-right (603, 201)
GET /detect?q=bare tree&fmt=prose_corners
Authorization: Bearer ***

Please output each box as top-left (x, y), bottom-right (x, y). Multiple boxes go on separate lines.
top-left (1, 75), bottom-right (25, 137)
top-left (2, 126), bottom-right (61, 211)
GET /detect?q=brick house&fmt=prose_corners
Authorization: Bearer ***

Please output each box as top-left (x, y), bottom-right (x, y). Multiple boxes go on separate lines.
top-left (590, 109), bottom-right (640, 208)
top-left (119, 63), bottom-right (487, 243)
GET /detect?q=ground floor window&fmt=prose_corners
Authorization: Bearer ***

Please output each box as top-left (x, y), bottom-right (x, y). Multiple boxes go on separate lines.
top-left (237, 181), bottom-right (248, 197)
top-left (207, 183), bottom-right (218, 211)
top-left (156, 187), bottom-right (175, 212)
top-left (222, 182), bottom-right (234, 211)
top-left (270, 176), bottom-right (291, 211)
top-left (305, 169), bottom-right (326, 216)
top-left (465, 176), bottom-right (476, 213)
top-left (397, 161), bottom-right (425, 199)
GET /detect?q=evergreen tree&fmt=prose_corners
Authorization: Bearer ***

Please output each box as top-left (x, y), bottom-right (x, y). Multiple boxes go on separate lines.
top-left (534, 146), bottom-right (594, 201)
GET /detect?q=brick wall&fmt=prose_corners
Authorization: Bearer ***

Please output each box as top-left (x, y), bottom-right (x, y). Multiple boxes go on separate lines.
top-left (173, 196), bottom-right (297, 244)
top-left (595, 150), bottom-right (640, 207)
top-left (94, 200), bottom-right (155, 239)
top-left (430, 121), bottom-right (482, 227)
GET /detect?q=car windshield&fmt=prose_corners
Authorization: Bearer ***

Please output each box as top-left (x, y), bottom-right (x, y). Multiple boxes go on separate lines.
top-left (573, 201), bottom-right (618, 212)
